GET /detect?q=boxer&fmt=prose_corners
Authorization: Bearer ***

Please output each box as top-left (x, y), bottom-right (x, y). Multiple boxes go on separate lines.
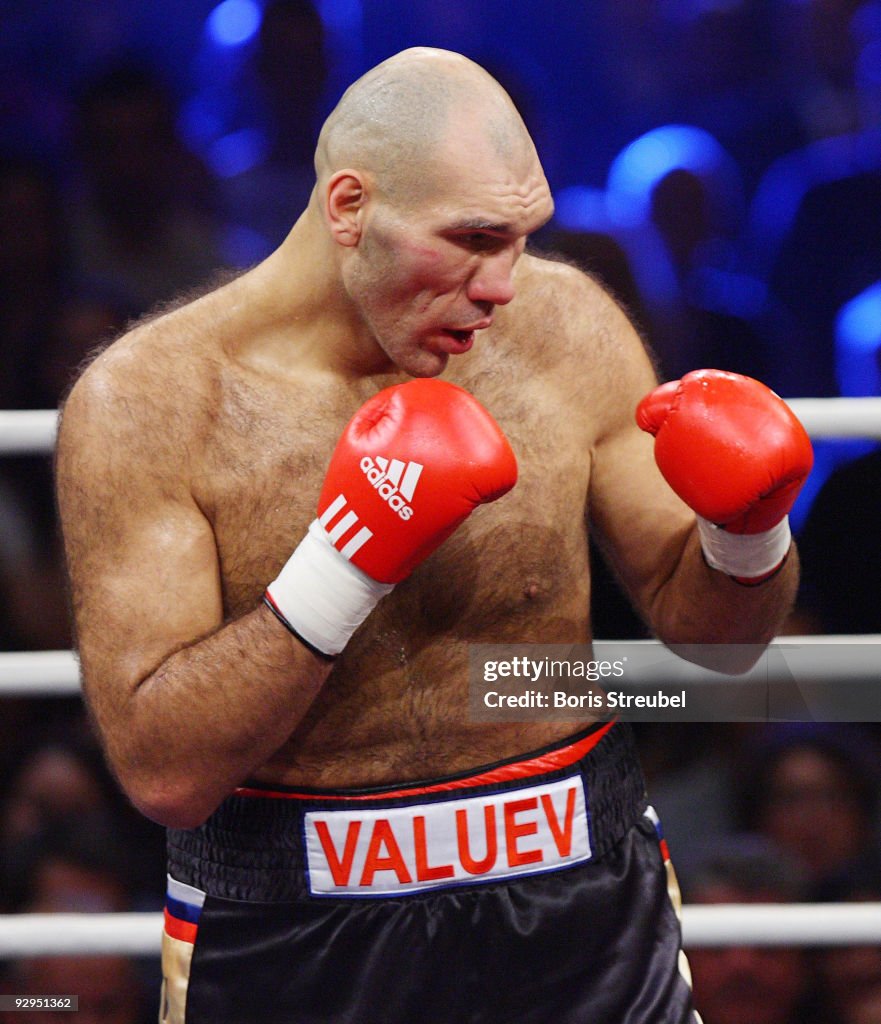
top-left (56, 48), bottom-right (810, 1023)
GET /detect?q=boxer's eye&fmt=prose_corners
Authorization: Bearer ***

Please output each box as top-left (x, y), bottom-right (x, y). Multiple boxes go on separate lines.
top-left (456, 232), bottom-right (505, 253)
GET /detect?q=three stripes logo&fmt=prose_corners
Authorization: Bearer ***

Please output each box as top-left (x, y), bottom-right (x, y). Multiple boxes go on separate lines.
top-left (359, 455), bottom-right (422, 520)
top-left (318, 455), bottom-right (423, 562)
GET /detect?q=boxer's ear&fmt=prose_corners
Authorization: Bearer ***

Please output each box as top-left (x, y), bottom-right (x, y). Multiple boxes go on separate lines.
top-left (325, 170), bottom-right (367, 246)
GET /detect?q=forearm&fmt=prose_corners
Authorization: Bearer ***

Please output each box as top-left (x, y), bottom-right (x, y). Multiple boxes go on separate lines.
top-left (68, 378), bottom-right (518, 829)
top-left (634, 369), bottom-right (810, 648)
top-left (90, 604), bottom-right (332, 829)
top-left (648, 526), bottom-right (799, 646)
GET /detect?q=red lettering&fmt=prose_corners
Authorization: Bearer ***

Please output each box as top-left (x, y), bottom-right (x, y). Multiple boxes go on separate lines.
top-left (413, 815), bottom-right (455, 882)
top-left (360, 819), bottom-right (412, 886)
top-left (541, 787), bottom-right (577, 857)
top-left (313, 820), bottom-right (361, 886)
top-left (456, 805), bottom-right (498, 875)
top-left (504, 797), bottom-right (543, 867)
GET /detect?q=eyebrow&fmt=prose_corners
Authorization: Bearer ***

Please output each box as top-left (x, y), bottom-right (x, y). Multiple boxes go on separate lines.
top-left (447, 218), bottom-right (514, 235)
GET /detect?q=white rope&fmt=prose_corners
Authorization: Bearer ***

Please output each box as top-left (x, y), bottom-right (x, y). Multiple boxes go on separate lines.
top-left (0, 410), bottom-right (58, 455)
top-left (0, 913), bottom-right (162, 958)
top-left (2, 639), bottom-right (880, 697)
top-left (683, 902), bottom-right (881, 947)
top-left (1, 399), bottom-right (880, 455)
top-left (1, 903), bottom-right (879, 957)
top-left (0, 651), bottom-right (80, 696)
top-left (788, 397), bottom-right (881, 439)
top-left (0, 403), bottom-right (878, 958)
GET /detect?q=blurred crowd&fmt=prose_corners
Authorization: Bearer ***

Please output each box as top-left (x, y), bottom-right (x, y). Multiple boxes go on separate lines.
top-left (1, 1), bottom-right (880, 1021)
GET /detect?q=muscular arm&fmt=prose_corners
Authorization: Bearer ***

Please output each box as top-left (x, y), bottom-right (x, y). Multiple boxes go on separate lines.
top-left (586, 294), bottom-right (798, 645)
top-left (56, 354), bottom-right (332, 829)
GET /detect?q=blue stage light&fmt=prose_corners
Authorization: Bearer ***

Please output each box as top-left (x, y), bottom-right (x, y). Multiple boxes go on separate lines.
top-left (836, 282), bottom-right (881, 397)
top-left (207, 0), bottom-right (262, 48)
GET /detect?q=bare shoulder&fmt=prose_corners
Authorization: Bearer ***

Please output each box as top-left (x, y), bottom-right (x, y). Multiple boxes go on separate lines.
top-left (508, 252), bottom-right (659, 424)
top-left (57, 295), bottom-right (220, 488)
top-left (515, 253), bottom-right (651, 359)
top-left (55, 288), bottom-right (231, 649)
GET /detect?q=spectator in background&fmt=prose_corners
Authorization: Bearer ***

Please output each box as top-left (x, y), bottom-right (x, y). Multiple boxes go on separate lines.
top-left (592, 0), bottom-right (806, 192)
top-left (0, 470), bottom-right (70, 654)
top-left (5, 820), bottom-right (132, 915)
top-left (0, 727), bottom-right (165, 913)
top-left (0, 955), bottom-right (150, 1024)
top-left (682, 836), bottom-right (813, 1024)
top-left (0, 163), bottom-right (130, 656)
top-left (0, 734), bottom-right (111, 851)
top-left (252, 0), bottom-right (328, 187)
top-left (644, 724), bottom-right (761, 860)
top-left (812, 865), bottom-right (881, 1024)
top-left (221, 0), bottom-right (330, 261)
top-left (735, 724), bottom-right (881, 896)
top-left (0, 156), bottom-right (68, 410)
top-left (647, 164), bottom-right (771, 385)
top-left (68, 61), bottom-right (222, 314)
top-left (760, 157), bottom-right (881, 398)
top-left (785, 446), bottom-right (881, 635)
top-left (0, 732), bottom-right (163, 1022)
top-left (660, 0), bottom-right (807, 191)
top-left (601, 124), bottom-right (771, 386)
top-left (817, 947), bottom-right (881, 1024)
top-left (0, 155), bottom-right (70, 651)
top-left (771, 0), bottom-right (870, 144)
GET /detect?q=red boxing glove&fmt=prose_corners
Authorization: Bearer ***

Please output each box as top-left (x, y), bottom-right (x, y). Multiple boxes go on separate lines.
top-left (316, 379), bottom-right (517, 583)
top-left (266, 380), bottom-right (517, 654)
top-left (636, 369), bottom-right (813, 581)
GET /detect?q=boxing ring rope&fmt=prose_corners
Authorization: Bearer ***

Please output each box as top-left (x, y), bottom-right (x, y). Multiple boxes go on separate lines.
top-left (0, 410), bottom-right (59, 455)
top-left (0, 651), bottom-right (82, 696)
top-left (3, 637), bottom-right (881, 698)
top-left (2, 903), bottom-right (881, 957)
top-left (785, 397), bottom-right (881, 438)
top-left (2, 398), bottom-right (881, 456)
top-left (2, 401), bottom-right (880, 957)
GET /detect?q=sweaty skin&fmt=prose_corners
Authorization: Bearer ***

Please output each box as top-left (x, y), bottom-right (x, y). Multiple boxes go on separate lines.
top-left (56, 49), bottom-right (798, 826)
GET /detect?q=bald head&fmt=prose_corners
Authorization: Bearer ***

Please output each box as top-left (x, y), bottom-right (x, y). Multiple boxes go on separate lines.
top-left (315, 48), bottom-right (537, 205)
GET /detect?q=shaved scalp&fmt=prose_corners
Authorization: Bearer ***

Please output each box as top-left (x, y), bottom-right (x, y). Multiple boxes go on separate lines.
top-left (315, 48), bottom-right (534, 205)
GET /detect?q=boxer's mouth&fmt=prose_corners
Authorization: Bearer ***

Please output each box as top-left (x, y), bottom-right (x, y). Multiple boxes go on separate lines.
top-left (449, 318), bottom-right (492, 340)
top-left (441, 329), bottom-right (475, 353)
top-left (448, 329), bottom-right (474, 344)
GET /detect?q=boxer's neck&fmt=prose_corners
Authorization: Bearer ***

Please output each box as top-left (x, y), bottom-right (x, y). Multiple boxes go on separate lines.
top-left (232, 210), bottom-right (396, 380)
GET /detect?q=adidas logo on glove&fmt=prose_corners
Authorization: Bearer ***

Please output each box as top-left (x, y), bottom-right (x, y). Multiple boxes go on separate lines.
top-left (265, 379), bottom-right (517, 656)
top-left (359, 456), bottom-right (423, 520)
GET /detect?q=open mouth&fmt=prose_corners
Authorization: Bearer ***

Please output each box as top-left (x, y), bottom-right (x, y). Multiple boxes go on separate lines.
top-left (433, 328), bottom-right (476, 353)
top-left (434, 319), bottom-right (492, 353)
top-left (447, 329), bottom-right (474, 345)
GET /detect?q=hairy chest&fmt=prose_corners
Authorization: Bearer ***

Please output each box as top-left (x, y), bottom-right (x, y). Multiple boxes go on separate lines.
top-left (196, 362), bottom-right (595, 638)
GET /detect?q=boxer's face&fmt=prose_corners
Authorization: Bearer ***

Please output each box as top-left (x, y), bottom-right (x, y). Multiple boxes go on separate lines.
top-left (345, 120), bottom-right (553, 376)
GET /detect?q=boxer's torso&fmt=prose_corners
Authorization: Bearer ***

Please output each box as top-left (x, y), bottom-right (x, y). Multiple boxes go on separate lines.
top-left (143, 255), bottom-right (635, 787)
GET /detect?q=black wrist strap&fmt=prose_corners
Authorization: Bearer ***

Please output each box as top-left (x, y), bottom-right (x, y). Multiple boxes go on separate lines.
top-left (262, 595), bottom-right (337, 663)
top-left (698, 546), bottom-right (791, 587)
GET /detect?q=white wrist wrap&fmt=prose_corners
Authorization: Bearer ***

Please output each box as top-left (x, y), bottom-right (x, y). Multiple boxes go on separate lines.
top-left (266, 520), bottom-right (394, 656)
top-left (696, 515), bottom-right (792, 580)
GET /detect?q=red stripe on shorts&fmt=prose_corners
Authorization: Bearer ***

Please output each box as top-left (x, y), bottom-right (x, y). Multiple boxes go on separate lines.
top-left (234, 720), bottom-right (616, 802)
top-left (164, 907), bottom-right (198, 944)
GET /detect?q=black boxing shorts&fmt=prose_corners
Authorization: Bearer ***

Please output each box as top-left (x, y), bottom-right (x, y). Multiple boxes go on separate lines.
top-left (161, 721), bottom-right (698, 1024)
